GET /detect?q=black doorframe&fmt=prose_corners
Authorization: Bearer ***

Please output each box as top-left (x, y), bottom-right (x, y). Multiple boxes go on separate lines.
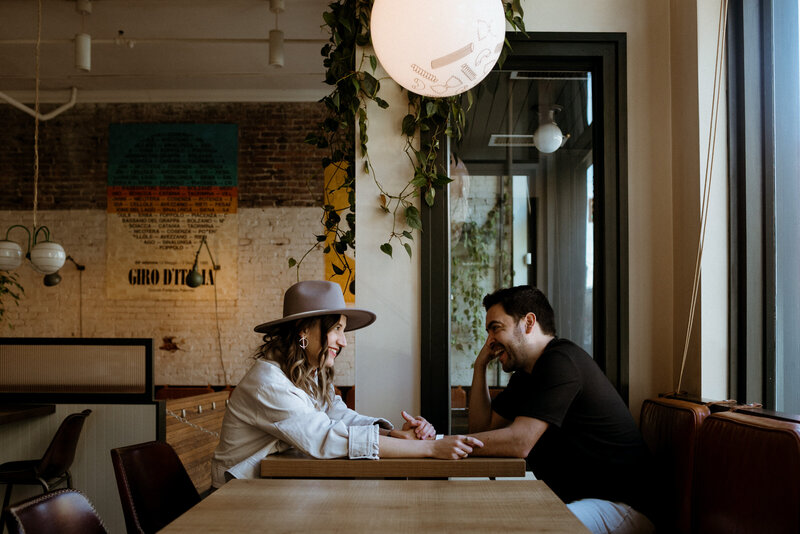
top-left (420, 32), bottom-right (628, 433)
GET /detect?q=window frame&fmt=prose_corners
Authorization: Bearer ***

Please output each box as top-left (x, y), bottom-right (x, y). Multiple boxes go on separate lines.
top-left (420, 32), bottom-right (628, 432)
top-left (727, 0), bottom-right (800, 410)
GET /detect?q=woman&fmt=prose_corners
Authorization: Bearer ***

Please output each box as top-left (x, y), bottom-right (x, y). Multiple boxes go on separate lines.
top-left (211, 280), bottom-right (482, 487)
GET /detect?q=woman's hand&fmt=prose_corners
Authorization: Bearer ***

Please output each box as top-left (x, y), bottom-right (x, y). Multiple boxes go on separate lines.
top-left (400, 410), bottom-right (436, 440)
top-left (429, 435), bottom-right (484, 460)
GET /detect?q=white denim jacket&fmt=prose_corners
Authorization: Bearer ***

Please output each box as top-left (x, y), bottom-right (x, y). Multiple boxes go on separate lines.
top-left (211, 359), bottom-right (392, 487)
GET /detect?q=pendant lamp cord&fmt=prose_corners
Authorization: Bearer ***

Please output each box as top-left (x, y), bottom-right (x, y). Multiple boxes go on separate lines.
top-left (677, 0), bottom-right (729, 394)
top-left (33, 0), bottom-right (42, 230)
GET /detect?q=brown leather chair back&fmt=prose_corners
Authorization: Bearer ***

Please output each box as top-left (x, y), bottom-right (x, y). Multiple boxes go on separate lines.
top-left (640, 397), bottom-right (710, 534)
top-left (5, 488), bottom-right (108, 534)
top-left (110, 440), bottom-right (201, 534)
top-left (37, 409), bottom-right (92, 481)
top-left (692, 411), bottom-right (800, 534)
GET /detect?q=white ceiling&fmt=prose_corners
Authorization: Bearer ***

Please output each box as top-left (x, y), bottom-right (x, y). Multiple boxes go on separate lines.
top-left (0, 0), bottom-right (332, 104)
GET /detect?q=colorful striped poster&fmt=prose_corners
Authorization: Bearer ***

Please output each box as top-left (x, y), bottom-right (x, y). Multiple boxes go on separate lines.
top-left (106, 124), bottom-right (238, 300)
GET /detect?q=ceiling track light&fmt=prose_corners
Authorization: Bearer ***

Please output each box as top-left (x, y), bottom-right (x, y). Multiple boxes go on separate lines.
top-left (269, 0), bottom-right (285, 68)
top-left (74, 0), bottom-right (92, 71)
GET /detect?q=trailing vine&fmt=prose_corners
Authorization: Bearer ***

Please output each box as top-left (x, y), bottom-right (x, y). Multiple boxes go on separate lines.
top-left (450, 194), bottom-right (513, 359)
top-left (292, 0), bottom-right (525, 285)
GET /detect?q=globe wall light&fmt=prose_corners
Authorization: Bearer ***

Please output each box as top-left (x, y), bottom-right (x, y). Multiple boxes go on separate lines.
top-left (0, 225), bottom-right (67, 276)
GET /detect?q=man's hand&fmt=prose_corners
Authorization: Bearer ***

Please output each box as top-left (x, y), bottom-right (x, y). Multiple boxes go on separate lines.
top-left (429, 435), bottom-right (484, 460)
top-left (475, 337), bottom-right (498, 369)
top-left (399, 410), bottom-right (436, 440)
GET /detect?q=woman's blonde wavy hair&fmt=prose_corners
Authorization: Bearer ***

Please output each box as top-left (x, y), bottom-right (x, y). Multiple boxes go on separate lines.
top-left (254, 314), bottom-right (339, 408)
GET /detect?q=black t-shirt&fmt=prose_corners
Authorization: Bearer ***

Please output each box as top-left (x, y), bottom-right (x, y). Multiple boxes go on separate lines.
top-left (492, 338), bottom-right (653, 512)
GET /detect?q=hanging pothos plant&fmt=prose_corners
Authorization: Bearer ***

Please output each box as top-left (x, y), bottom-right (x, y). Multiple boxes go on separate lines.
top-left (292, 0), bottom-right (525, 285)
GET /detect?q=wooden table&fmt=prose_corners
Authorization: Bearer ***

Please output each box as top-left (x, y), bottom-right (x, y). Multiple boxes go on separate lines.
top-left (260, 452), bottom-right (526, 479)
top-left (160, 478), bottom-right (589, 533)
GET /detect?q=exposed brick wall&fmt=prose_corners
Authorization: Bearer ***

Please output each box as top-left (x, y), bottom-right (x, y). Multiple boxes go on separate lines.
top-left (0, 102), bottom-right (360, 386)
top-left (0, 102), bottom-right (329, 210)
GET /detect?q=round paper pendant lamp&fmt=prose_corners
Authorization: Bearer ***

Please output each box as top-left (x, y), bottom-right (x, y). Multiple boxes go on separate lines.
top-left (370, 0), bottom-right (505, 97)
top-left (29, 241), bottom-right (66, 274)
top-left (0, 240), bottom-right (23, 271)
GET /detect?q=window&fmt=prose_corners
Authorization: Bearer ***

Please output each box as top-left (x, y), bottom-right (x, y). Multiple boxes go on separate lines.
top-left (727, 0), bottom-right (800, 412)
top-left (420, 33), bottom-right (628, 432)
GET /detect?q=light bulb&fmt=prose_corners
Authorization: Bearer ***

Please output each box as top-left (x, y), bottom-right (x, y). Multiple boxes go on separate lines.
top-left (533, 122), bottom-right (564, 154)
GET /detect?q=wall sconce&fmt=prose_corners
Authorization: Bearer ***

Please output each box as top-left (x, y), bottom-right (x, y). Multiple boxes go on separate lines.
top-left (0, 225), bottom-right (66, 275)
top-left (186, 236), bottom-right (220, 288)
top-left (370, 0), bottom-right (505, 97)
top-left (43, 255), bottom-right (85, 286)
top-left (533, 105), bottom-right (569, 154)
top-left (269, 0), bottom-right (284, 68)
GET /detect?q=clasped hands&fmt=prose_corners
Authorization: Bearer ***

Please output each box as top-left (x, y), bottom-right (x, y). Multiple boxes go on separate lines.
top-left (389, 410), bottom-right (484, 460)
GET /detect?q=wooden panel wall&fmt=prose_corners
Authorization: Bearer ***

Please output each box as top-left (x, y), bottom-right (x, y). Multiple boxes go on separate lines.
top-left (165, 391), bottom-right (230, 494)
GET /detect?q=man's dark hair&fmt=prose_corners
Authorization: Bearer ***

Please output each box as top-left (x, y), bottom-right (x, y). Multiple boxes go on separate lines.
top-left (482, 285), bottom-right (557, 336)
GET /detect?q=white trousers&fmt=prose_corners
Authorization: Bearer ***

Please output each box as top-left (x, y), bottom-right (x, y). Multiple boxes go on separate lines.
top-left (567, 498), bottom-right (655, 534)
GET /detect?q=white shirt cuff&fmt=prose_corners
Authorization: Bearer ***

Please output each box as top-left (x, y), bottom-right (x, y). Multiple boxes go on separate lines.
top-left (348, 424), bottom-right (380, 459)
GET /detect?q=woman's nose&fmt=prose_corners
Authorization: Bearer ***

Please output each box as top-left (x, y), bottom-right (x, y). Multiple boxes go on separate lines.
top-left (339, 333), bottom-right (347, 347)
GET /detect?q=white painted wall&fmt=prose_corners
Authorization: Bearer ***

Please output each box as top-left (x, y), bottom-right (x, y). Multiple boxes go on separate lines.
top-left (354, 48), bottom-right (422, 427)
top-left (355, 0), bottom-right (729, 422)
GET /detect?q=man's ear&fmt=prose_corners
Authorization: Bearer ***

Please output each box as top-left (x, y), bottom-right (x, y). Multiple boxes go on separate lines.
top-left (524, 312), bottom-right (537, 334)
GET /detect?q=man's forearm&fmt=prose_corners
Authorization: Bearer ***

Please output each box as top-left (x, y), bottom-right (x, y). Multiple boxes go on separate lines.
top-left (467, 426), bottom-right (531, 458)
top-left (468, 416), bottom-right (547, 459)
top-left (468, 359), bottom-right (492, 432)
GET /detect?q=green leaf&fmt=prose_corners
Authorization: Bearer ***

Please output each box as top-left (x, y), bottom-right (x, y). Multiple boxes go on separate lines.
top-left (369, 55), bottom-right (377, 72)
top-left (401, 114), bottom-right (417, 137)
top-left (424, 188), bottom-right (435, 207)
top-left (380, 243), bottom-right (393, 257)
top-left (402, 230), bottom-right (413, 239)
top-left (332, 263), bottom-right (344, 275)
top-left (405, 205), bottom-right (422, 230)
top-left (425, 101), bottom-right (437, 118)
top-left (288, 257), bottom-right (297, 267)
top-left (410, 173), bottom-right (428, 188)
top-left (404, 243), bottom-right (412, 258)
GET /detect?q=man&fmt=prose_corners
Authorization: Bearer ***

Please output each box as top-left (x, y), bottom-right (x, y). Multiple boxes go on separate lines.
top-left (467, 286), bottom-right (654, 534)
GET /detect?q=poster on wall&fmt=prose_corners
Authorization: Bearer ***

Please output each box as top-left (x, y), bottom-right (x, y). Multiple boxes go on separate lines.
top-left (106, 123), bottom-right (238, 300)
top-left (323, 163), bottom-right (355, 303)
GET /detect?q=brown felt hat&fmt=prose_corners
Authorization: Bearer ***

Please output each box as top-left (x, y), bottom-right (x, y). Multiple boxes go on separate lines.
top-left (254, 280), bottom-right (376, 333)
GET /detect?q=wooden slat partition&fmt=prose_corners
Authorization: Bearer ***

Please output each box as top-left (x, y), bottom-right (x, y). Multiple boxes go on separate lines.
top-left (165, 391), bottom-right (230, 494)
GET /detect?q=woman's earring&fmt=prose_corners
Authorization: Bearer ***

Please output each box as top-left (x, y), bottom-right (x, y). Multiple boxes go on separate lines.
top-left (298, 334), bottom-right (309, 349)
